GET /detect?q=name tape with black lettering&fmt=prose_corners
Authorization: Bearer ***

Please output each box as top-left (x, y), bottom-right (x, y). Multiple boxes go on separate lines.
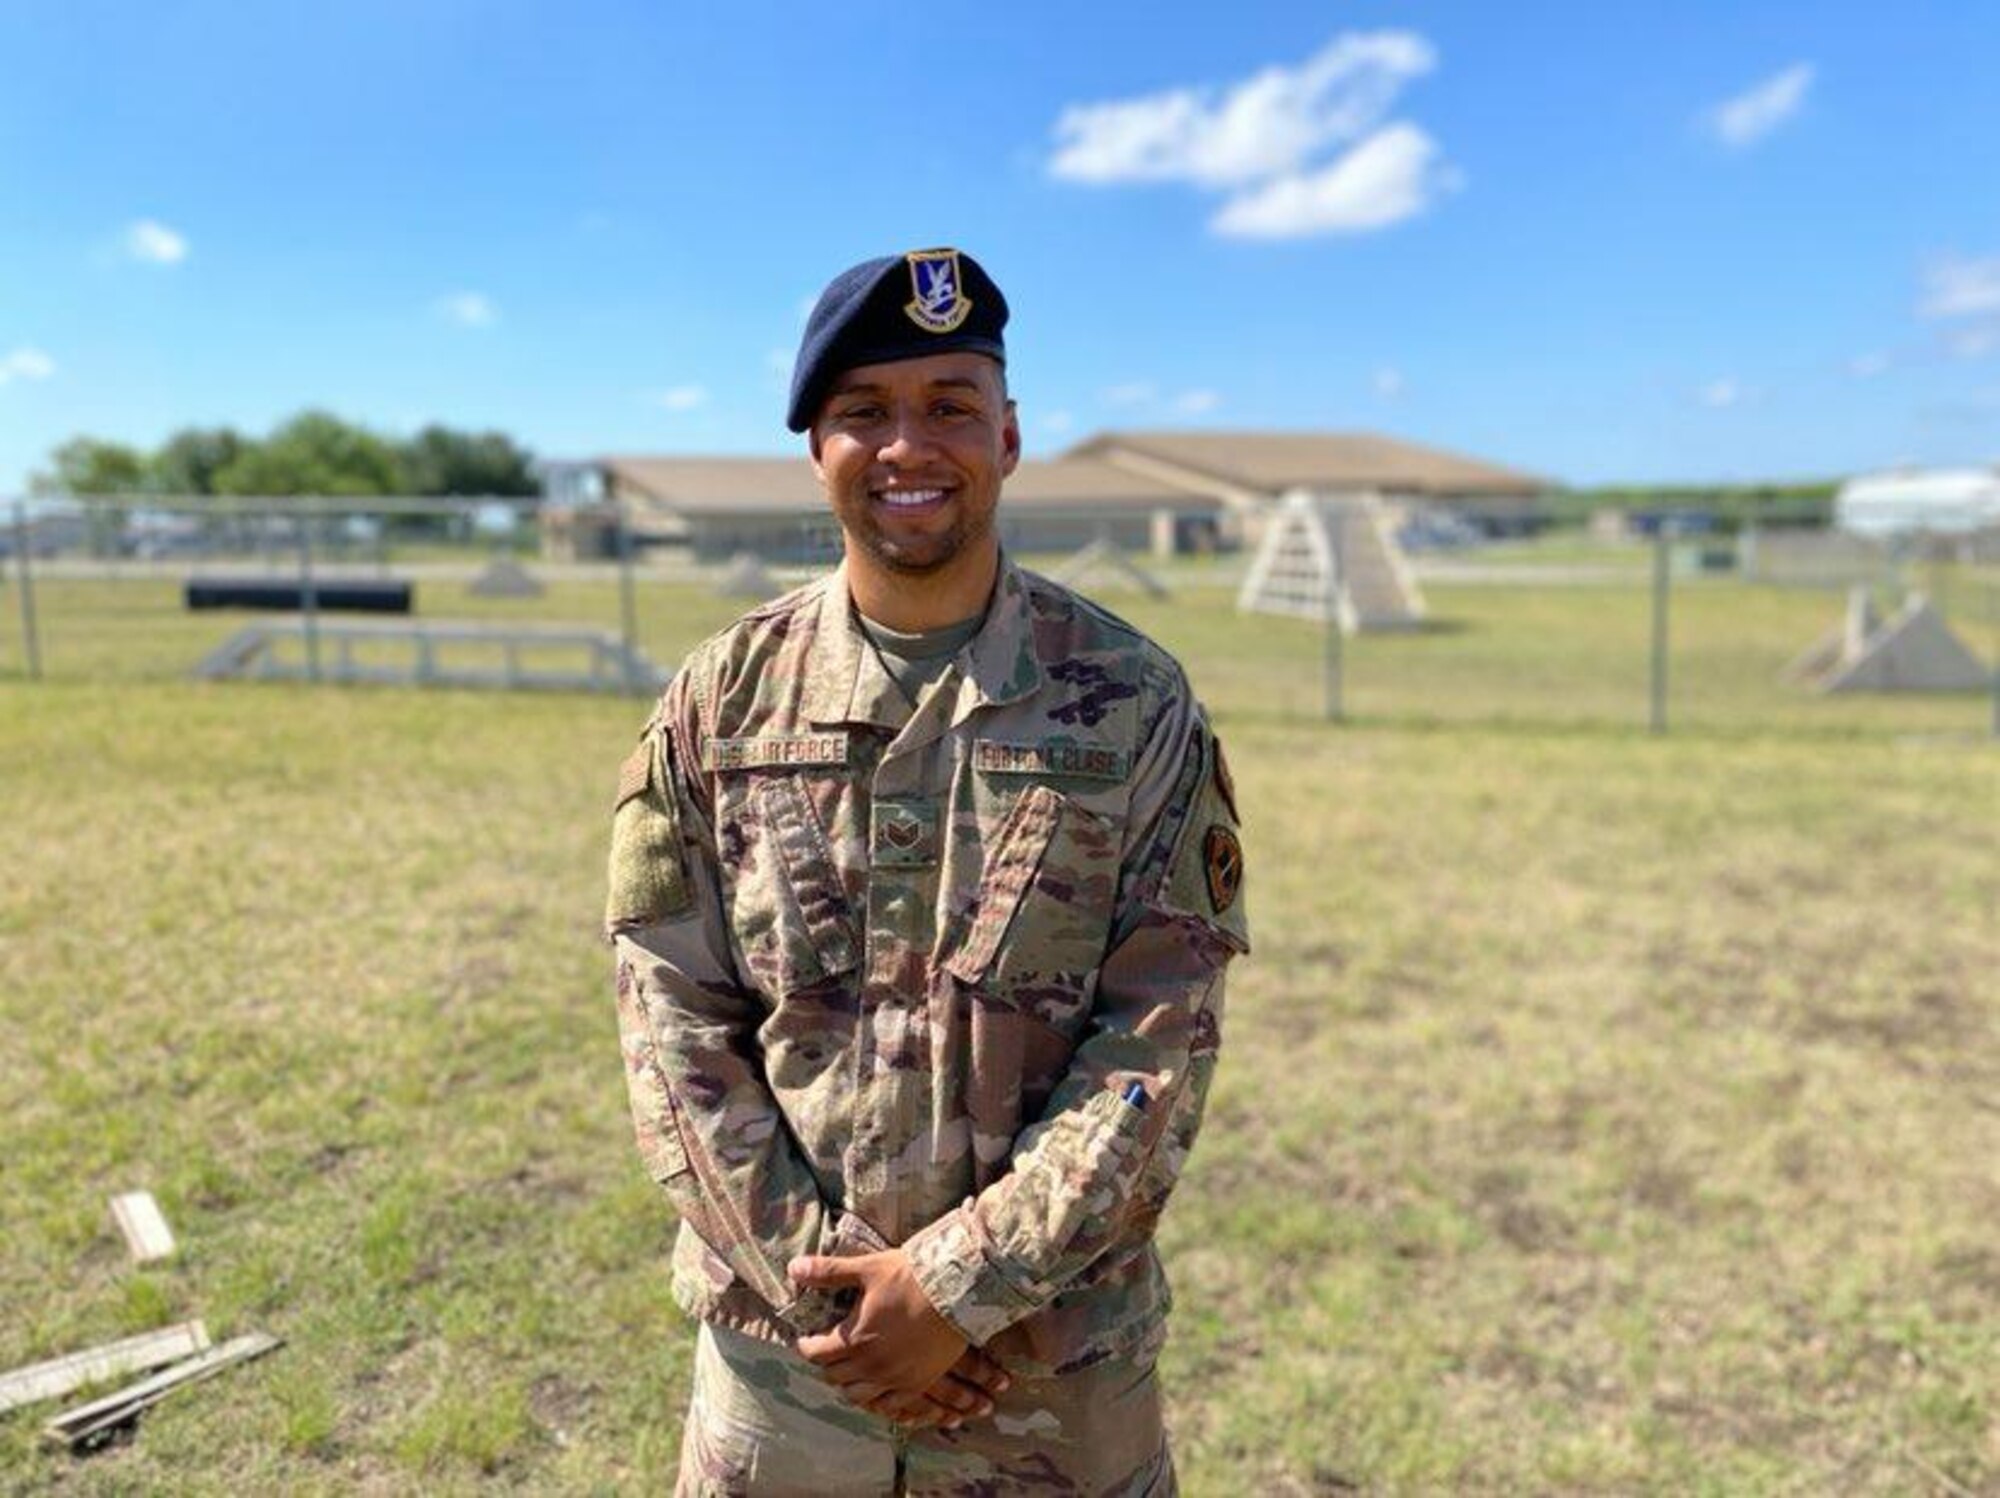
top-left (972, 740), bottom-right (1129, 781)
top-left (703, 734), bottom-right (849, 771)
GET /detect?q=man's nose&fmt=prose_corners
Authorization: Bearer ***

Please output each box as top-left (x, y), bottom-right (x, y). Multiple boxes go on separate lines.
top-left (876, 409), bottom-right (936, 465)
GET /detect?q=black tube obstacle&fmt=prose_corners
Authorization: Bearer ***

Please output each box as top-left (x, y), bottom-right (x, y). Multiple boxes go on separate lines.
top-left (185, 579), bottom-right (413, 613)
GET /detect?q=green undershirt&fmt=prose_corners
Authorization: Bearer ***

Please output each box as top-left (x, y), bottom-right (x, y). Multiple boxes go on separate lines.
top-left (857, 612), bottom-right (983, 707)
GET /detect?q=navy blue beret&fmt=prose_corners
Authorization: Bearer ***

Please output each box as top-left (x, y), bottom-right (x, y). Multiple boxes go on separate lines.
top-left (786, 248), bottom-right (1009, 432)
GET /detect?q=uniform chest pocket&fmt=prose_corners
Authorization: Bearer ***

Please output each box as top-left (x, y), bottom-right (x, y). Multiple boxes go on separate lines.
top-left (945, 783), bottom-right (1121, 994)
top-left (722, 773), bottom-right (859, 996)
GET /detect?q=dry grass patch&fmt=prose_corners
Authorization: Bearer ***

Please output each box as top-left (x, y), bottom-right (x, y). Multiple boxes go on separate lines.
top-left (2, 573), bottom-right (1994, 1493)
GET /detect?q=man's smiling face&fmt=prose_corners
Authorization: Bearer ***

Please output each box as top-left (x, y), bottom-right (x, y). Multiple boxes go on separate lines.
top-left (808, 351), bottom-right (1020, 580)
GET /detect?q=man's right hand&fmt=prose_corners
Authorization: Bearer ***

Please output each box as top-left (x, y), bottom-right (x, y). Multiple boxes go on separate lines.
top-left (879, 1346), bottom-right (1012, 1429)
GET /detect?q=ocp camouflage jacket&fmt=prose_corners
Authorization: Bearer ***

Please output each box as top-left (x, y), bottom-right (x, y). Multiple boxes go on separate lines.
top-left (607, 557), bottom-right (1248, 1377)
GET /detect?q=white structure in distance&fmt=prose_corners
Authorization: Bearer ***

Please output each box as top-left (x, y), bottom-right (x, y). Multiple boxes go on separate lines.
top-left (1834, 466), bottom-right (2000, 538)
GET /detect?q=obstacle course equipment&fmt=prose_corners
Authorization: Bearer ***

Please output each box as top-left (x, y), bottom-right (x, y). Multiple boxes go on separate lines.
top-left (1237, 490), bottom-right (1425, 631)
top-left (467, 559), bottom-right (545, 598)
top-left (186, 578), bottom-right (412, 613)
top-left (1048, 536), bottom-right (1169, 599)
top-left (1782, 588), bottom-right (1988, 693)
top-left (714, 552), bottom-right (779, 599)
top-left (194, 618), bottom-right (669, 693)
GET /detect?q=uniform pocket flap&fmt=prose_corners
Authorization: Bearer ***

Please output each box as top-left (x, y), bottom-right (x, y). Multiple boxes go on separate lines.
top-left (945, 783), bottom-right (1067, 984)
top-left (752, 775), bottom-right (859, 979)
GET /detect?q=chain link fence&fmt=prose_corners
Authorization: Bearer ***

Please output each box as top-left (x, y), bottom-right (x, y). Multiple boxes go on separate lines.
top-left (5, 495), bottom-right (1997, 740)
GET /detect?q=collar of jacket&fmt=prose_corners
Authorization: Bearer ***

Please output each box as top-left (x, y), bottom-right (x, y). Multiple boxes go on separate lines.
top-left (801, 554), bottom-right (1044, 731)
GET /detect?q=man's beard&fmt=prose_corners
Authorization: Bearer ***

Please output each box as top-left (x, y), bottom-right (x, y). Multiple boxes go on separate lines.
top-left (845, 503), bottom-right (993, 575)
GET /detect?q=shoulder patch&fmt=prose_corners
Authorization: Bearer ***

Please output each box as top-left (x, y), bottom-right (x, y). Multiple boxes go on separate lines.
top-left (1158, 723), bottom-right (1250, 955)
top-left (1203, 826), bottom-right (1243, 914)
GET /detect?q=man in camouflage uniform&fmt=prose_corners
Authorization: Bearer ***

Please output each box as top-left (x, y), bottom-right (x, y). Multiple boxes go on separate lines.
top-left (608, 247), bottom-right (1248, 1496)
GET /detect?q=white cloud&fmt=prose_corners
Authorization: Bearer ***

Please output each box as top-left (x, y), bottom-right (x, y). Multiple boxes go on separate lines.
top-left (1945, 324), bottom-right (2000, 360)
top-left (1040, 410), bottom-right (1075, 434)
top-left (1846, 351), bottom-right (1890, 378)
top-left (1211, 122), bottom-right (1455, 239)
top-left (124, 219), bottom-right (189, 264)
top-left (1175, 389), bottom-right (1221, 415)
top-left (1919, 255), bottom-right (2000, 320)
top-left (1372, 366), bottom-right (1406, 398)
top-left (1101, 382), bottom-right (1156, 408)
top-left (1048, 31), bottom-right (1451, 240)
top-left (434, 292), bottom-right (498, 328)
top-left (0, 346), bottom-right (55, 383)
top-left (1050, 30), bottom-right (1434, 187)
top-left (651, 385), bottom-right (709, 412)
top-left (1697, 378), bottom-right (1747, 408)
top-left (1705, 63), bottom-right (1814, 148)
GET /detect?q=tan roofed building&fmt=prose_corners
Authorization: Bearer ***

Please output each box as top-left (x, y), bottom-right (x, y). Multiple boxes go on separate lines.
top-left (1069, 429), bottom-right (1548, 536)
top-left (540, 429), bottom-right (1551, 562)
top-left (545, 455), bottom-right (1226, 562)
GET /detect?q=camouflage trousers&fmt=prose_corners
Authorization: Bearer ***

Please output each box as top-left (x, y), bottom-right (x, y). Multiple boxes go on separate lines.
top-left (674, 1325), bottom-right (1176, 1497)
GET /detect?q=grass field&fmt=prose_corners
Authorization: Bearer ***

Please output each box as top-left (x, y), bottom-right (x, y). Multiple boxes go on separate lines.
top-left (2, 565), bottom-right (1995, 1493)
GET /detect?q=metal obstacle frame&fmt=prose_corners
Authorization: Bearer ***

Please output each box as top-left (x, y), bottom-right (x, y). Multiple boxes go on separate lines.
top-left (1047, 534), bottom-right (1170, 599)
top-left (193, 616), bottom-right (669, 694)
top-left (1237, 489), bottom-right (1429, 632)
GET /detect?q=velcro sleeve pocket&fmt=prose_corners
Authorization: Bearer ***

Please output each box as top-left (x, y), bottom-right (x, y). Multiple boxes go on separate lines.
top-left (1156, 729), bottom-right (1250, 955)
top-left (605, 730), bottom-right (695, 931)
top-left (635, 1087), bottom-right (693, 1183)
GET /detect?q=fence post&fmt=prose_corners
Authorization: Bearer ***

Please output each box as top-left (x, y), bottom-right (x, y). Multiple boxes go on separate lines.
top-left (1322, 602), bottom-right (1344, 723)
top-left (298, 506), bottom-right (322, 684)
top-left (1649, 527), bottom-right (1670, 735)
top-left (1989, 581), bottom-right (1999, 742)
top-left (617, 512), bottom-right (642, 695)
top-left (12, 500), bottom-right (43, 680)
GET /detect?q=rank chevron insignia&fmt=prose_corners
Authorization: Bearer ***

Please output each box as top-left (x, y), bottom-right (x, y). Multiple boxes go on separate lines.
top-left (904, 248), bottom-right (973, 333)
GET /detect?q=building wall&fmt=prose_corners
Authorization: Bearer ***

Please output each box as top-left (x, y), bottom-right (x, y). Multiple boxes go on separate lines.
top-left (681, 508), bottom-right (1198, 562)
top-left (539, 503), bottom-right (621, 561)
top-left (686, 514), bottom-right (842, 564)
top-left (997, 510), bottom-right (1155, 558)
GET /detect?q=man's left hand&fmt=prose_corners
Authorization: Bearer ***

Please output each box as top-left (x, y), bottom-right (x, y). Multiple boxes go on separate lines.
top-left (790, 1249), bottom-right (968, 1408)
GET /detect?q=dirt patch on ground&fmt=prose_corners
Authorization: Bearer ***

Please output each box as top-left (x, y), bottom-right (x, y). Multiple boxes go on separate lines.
top-left (528, 1371), bottom-right (596, 1448)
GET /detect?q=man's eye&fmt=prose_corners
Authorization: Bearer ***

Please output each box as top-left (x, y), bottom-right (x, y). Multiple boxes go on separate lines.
top-left (837, 404), bottom-right (885, 422)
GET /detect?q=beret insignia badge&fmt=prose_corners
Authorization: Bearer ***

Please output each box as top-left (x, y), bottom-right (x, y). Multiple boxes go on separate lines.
top-left (904, 248), bottom-right (973, 333)
top-left (1202, 826), bottom-right (1243, 915)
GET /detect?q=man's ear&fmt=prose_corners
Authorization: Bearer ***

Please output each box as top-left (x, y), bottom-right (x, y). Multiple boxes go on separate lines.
top-left (1000, 400), bottom-right (1021, 477)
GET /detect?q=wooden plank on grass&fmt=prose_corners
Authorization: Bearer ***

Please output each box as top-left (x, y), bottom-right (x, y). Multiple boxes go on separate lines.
top-left (43, 1332), bottom-right (282, 1450)
top-left (0, 1322), bottom-right (211, 1415)
top-left (109, 1190), bottom-right (177, 1262)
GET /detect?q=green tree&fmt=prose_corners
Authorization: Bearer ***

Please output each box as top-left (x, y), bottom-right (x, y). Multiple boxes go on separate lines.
top-left (400, 425), bottom-right (539, 496)
top-left (29, 437), bottom-right (151, 495)
top-left (212, 410), bottom-right (408, 497)
top-left (151, 426), bottom-right (247, 495)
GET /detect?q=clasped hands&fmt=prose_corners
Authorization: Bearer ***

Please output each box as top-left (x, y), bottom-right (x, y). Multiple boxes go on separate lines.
top-left (789, 1250), bottom-right (1009, 1429)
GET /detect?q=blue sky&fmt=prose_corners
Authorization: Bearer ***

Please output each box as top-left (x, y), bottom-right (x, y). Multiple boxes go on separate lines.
top-left (3, 1), bottom-right (1997, 493)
